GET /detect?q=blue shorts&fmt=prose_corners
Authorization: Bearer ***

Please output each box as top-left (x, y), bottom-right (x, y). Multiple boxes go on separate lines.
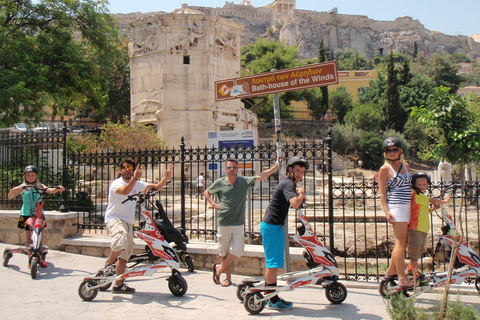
top-left (260, 222), bottom-right (284, 269)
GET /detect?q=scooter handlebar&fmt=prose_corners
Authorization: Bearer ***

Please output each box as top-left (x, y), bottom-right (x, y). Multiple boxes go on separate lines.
top-left (22, 185), bottom-right (61, 193)
top-left (121, 188), bottom-right (161, 204)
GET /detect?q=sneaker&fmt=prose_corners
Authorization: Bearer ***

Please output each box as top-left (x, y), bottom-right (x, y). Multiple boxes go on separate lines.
top-left (268, 298), bottom-right (293, 310)
top-left (39, 260), bottom-right (48, 268)
top-left (414, 272), bottom-right (429, 286)
top-left (112, 283), bottom-right (136, 293)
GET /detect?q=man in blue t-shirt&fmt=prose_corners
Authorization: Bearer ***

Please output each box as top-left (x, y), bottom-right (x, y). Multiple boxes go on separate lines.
top-left (261, 156), bottom-right (308, 310)
top-left (205, 158), bottom-right (278, 287)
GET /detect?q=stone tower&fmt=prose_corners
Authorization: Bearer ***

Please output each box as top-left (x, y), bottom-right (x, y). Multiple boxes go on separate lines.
top-left (128, 11), bottom-right (257, 147)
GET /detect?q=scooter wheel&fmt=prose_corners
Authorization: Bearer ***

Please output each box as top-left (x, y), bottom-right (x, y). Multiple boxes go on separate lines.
top-left (30, 257), bottom-right (38, 279)
top-left (475, 278), bottom-right (480, 295)
top-left (168, 274), bottom-right (188, 296)
top-left (325, 282), bottom-right (347, 304)
top-left (236, 284), bottom-right (250, 301)
top-left (3, 250), bottom-right (12, 267)
top-left (379, 278), bottom-right (397, 297)
top-left (243, 292), bottom-right (265, 315)
top-left (78, 280), bottom-right (98, 301)
top-left (184, 255), bottom-right (195, 272)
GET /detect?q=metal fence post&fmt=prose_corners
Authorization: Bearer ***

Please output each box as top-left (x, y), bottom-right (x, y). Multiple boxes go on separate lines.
top-left (180, 137), bottom-right (186, 236)
top-left (326, 128), bottom-right (334, 252)
top-left (60, 121), bottom-right (69, 212)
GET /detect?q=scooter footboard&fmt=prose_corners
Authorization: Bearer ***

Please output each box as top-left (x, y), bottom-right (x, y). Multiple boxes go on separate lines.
top-left (432, 269), bottom-right (478, 287)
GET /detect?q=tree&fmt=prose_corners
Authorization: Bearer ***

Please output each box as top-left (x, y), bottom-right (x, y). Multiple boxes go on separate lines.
top-left (329, 87), bottom-right (353, 124)
top-left (423, 53), bottom-right (463, 94)
top-left (411, 87), bottom-right (480, 319)
top-left (0, 0), bottom-right (125, 126)
top-left (357, 71), bottom-right (387, 106)
top-left (384, 52), bottom-right (405, 132)
top-left (413, 41), bottom-right (418, 59)
top-left (398, 60), bottom-right (412, 87)
top-left (334, 47), bottom-right (374, 70)
top-left (91, 40), bottom-right (131, 123)
top-left (344, 102), bottom-right (382, 131)
top-left (355, 131), bottom-right (383, 170)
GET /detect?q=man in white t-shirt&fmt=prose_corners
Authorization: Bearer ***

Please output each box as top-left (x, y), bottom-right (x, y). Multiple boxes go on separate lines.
top-left (104, 157), bottom-right (173, 293)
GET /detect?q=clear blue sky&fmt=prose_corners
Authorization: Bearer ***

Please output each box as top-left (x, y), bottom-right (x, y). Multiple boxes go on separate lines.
top-left (107, 0), bottom-right (479, 37)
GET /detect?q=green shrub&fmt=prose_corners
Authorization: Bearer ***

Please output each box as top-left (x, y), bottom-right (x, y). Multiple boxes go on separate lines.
top-left (356, 131), bottom-right (384, 170)
top-left (332, 123), bottom-right (361, 155)
top-left (385, 292), bottom-right (480, 320)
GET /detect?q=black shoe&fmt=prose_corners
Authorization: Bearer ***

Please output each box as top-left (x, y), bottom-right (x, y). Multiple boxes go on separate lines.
top-left (112, 283), bottom-right (135, 293)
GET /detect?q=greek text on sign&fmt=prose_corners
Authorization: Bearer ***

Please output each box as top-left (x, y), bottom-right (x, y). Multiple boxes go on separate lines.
top-left (215, 61), bottom-right (338, 101)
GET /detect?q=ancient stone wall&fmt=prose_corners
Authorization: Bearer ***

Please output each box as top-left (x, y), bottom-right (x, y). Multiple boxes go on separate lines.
top-left (128, 13), bottom-right (257, 147)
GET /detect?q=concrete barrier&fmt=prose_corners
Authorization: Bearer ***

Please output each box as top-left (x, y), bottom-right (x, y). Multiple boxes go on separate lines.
top-left (0, 210), bottom-right (80, 249)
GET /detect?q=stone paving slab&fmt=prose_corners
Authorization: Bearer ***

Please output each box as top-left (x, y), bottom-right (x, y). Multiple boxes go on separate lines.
top-left (1, 242), bottom-right (479, 319)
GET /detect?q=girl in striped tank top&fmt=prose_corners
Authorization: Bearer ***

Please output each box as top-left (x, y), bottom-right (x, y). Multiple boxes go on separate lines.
top-left (378, 137), bottom-right (413, 288)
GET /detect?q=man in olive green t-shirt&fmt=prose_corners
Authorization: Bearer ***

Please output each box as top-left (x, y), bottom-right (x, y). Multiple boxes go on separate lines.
top-left (205, 158), bottom-right (278, 287)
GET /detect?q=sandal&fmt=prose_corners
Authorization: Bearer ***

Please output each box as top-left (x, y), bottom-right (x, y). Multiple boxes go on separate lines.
top-left (212, 264), bottom-right (220, 285)
top-left (221, 279), bottom-right (232, 287)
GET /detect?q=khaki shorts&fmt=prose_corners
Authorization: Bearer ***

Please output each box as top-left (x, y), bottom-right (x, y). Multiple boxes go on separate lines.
top-left (407, 229), bottom-right (427, 260)
top-left (217, 225), bottom-right (245, 257)
top-left (107, 218), bottom-right (134, 261)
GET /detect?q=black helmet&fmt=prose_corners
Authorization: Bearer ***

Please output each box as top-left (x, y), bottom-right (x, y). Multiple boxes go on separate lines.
top-left (382, 137), bottom-right (403, 151)
top-left (411, 172), bottom-right (431, 192)
top-left (286, 156), bottom-right (309, 170)
top-left (24, 165), bottom-right (38, 174)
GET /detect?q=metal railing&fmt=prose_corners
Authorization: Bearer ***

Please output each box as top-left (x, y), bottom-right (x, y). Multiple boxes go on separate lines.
top-left (1, 130), bottom-right (479, 280)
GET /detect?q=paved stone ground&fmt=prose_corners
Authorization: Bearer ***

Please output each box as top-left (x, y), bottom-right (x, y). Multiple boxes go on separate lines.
top-left (1, 242), bottom-right (479, 320)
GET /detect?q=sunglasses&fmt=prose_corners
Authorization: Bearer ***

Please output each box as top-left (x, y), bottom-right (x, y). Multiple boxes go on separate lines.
top-left (385, 148), bottom-right (400, 154)
top-left (122, 165), bottom-right (134, 170)
top-left (226, 166), bottom-right (238, 170)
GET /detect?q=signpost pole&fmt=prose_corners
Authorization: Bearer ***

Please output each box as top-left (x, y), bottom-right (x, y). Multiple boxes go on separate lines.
top-left (273, 89), bottom-right (290, 273)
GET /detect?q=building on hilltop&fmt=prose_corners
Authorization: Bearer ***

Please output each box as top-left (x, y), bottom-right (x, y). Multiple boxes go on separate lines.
top-left (269, 0), bottom-right (296, 13)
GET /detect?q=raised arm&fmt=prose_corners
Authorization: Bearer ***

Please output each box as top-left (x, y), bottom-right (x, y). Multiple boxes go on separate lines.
top-left (254, 160), bottom-right (279, 183)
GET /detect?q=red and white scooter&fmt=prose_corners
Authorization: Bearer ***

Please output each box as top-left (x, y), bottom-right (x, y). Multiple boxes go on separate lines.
top-left (237, 203), bottom-right (347, 314)
top-left (78, 189), bottom-right (188, 301)
top-left (379, 206), bottom-right (480, 297)
top-left (3, 186), bottom-right (58, 279)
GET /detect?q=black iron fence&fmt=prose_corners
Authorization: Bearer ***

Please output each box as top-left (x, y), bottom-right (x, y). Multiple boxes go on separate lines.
top-left (1, 130), bottom-right (479, 280)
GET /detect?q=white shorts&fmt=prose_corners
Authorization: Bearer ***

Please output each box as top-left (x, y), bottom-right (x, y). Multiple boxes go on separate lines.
top-left (389, 203), bottom-right (411, 223)
top-left (107, 218), bottom-right (134, 261)
top-left (217, 225), bottom-right (245, 257)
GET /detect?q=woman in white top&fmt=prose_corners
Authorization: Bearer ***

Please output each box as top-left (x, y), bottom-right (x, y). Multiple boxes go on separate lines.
top-left (378, 137), bottom-right (413, 288)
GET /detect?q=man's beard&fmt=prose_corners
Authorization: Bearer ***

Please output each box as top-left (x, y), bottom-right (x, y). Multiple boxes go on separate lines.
top-left (122, 172), bottom-right (133, 180)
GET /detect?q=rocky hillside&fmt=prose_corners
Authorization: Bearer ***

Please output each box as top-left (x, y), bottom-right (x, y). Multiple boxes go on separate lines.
top-left (116, 4), bottom-right (480, 61)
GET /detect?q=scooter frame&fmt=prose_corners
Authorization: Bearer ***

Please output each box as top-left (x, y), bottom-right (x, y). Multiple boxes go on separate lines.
top-left (78, 189), bottom-right (188, 301)
top-left (127, 199), bottom-right (194, 272)
top-left (3, 185), bottom-right (58, 279)
top-left (237, 204), bottom-right (347, 314)
top-left (379, 206), bottom-right (480, 298)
